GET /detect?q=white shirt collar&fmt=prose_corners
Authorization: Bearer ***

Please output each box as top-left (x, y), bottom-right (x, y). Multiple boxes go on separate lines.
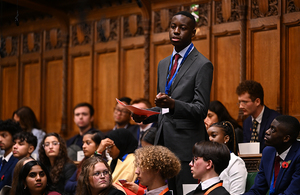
top-left (252, 105), bottom-right (265, 124)
top-left (172, 43), bottom-right (194, 58)
top-left (277, 146), bottom-right (292, 161)
top-left (3, 151), bottom-right (13, 162)
top-left (146, 184), bottom-right (168, 195)
top-left (201, 176), bottom-right (220, 190)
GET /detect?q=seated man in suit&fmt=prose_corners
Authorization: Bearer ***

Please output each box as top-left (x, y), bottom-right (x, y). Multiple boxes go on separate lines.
top-left (236, 80), bottom-right (280, 152)
top-left (0, 119), bottom-right (22, 189)
top-left (244, 115), bottom-right (300, 195)
top-left (188, 141), bottom-right (230, 195)
top-left (12, 131), bottom-right (37, 160)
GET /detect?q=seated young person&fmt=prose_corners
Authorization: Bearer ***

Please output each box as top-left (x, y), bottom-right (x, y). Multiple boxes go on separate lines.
top-left (187, 141), bottom-right (230, 195)
top-left (244, 115), bottom-right (300, 195)
top-left (121, 145), bottom-right (181, 195)
top-left (12, 132), bottom-right (37, 160)
top-left (96, 129), bottom-right (138, 184)
top-left (39, 133), bottom-right (77, 195)
top-left (207, 121), bottom-right (247, 195)
top-left (0, 119), bottom-right (22, 189)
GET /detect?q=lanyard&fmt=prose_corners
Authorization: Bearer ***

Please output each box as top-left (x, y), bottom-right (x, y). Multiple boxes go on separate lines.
top-left (204, 182), bottom-right (223, 195)
top-left (165, 43), bottom-right (194, 95)
top-left (159, 187), bottom-right (169, 195)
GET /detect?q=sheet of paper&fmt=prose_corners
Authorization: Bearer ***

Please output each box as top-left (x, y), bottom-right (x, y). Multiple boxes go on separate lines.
top-left (238, 143), bottom-right (260, 154)
top-left (116, 98), bottom-right (160, 117)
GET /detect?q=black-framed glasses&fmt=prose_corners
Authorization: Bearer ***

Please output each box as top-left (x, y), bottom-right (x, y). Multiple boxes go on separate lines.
top-left (191, 157), bottom-right (199, 166)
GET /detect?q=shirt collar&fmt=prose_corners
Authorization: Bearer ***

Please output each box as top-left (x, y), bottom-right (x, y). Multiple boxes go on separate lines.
top-left (3, 151), bottom-right (13, 162)
top-left (277, 145), bottom-right (292, 161)
top-left (252, 105), bottom-right (265, 123)
top-left (201, 176), bottom-right (220, 190)
top-left (172, 43), bottom-right (193, 57)
top-left (146, 184), bottom-right (168, 195)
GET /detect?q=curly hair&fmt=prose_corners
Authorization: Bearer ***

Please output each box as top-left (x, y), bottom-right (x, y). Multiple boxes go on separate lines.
top-left (76, 156), bottom-right (113, 195)
top-left (134, 145), bottom-right (181, 180)
top-left (236, 80), bottom-right (264, 105)
top-left (12, 106), bottom-right (41, 132)
top-left (38, 133), bottom-right (73, 184)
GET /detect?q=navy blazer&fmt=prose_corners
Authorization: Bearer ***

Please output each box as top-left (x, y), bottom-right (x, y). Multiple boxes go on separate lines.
top-left (244, 141), bottom-right (300, 195)
top-left (0, 155), bottom-right (18, 189)
top-left (243, 106), bottom-right (280, 152)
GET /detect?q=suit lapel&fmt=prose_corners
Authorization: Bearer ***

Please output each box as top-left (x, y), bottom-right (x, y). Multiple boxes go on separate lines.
top-left (160, 56), bottom-right (172, 93)
top-left (259, 106), bottom-right (270, 139)
top-left (275, 142), bottom-right (299, 189)
top-left (169, 48), bottom-right (198, 93)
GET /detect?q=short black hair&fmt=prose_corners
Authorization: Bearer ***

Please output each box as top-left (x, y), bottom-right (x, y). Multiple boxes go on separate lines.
top-left (119, 97), bottom-right (132, 105)
top-left (193, 141), bottom-right (230, 175)
top-left (174, 11), bottom-right (196, 29)
top-left (0, 119), bottom-right (22, 137)
top-left (13, 131), bottom-right (38, 150)
top-left (73, 102), bottom-right (95, 116)
top-left (275, 115), bottom-right (300, 141)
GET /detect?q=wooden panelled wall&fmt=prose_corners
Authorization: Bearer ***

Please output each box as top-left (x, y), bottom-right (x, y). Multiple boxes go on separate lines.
top-left (1, 0), bottom-right (300, 138)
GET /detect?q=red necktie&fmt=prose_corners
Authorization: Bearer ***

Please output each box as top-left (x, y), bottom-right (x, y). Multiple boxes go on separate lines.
top-left (168, 54), bottom-right (180, 83)
top-left (273, 156), bottom-right (281, 187)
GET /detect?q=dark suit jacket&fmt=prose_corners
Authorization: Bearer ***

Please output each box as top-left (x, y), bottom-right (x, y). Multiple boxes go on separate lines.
top-left (0, 155), bottom-right (18, 189)
top-left (146, 47), bottom-right (213, 162)
top-left (127, 123), bottom-right (157, 141)
top-left (243, 106), bottom-right (280, 152)
top-left (187, 182), bottom-right (230, 195)
top-left (244, 141), bottom-right (300, 195)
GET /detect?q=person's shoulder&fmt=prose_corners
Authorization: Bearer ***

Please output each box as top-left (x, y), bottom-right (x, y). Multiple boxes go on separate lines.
top-left (108, 187), bottom-right (126, 195)
top-left (264, 106), bottom-right (280, 117)
top-left (210, 186), bottom-right (230, 195)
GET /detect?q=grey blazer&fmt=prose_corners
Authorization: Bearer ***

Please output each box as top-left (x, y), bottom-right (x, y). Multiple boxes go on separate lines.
top-left (147, 47), bottom-right (213, 161)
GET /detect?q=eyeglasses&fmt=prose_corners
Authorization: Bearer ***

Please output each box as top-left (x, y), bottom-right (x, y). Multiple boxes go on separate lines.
top-left (43, 141), bottom-right (60, 147)
top-left (190, 157), bottom-right (199, 166)
top-left (237, 100), bottom-right (252, 106)
top-left (106, 144), bottom-right (115, 151)
top-left (114, 107), bottom-right (130, 115)
top-left (91, 170), bottom-right (110, 178)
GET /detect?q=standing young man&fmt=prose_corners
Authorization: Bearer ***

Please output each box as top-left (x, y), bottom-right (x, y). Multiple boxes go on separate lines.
top-left (0, 119), bottom-right (22, 189)
top-left (133, 11), bottom-right (213, 195)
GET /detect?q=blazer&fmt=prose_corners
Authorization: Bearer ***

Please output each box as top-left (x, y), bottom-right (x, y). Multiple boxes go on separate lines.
top-left (0, 155), bottom-right (18, 189)
top-left (243, 106), bottom-right (280, 152)
top-left (146, 47), bottom-right (213, 162)
top-left (244, 141), bottom-right (300, 195)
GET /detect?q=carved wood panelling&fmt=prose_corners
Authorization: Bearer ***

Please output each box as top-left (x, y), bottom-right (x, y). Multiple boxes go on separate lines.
top-left (153, 7), bottom-right (180, 33)
top-left (45, 29), bottom-right (63, 50)
top-left (215, 0), bottom-right (239, 24)
top-left (71, 23), bottom-right (92, 46)
top-left (1, 66), bottom-right (18, 119)
top-left (287, 0), bottom-right (300, 13)
top-left (96, 18), bottom-right (118, 42)
top-left (3, 36), bottom-right (18, 57)
top-left (45, 60), bottom-right (63, 133)
top-left (252, 0), bottom-right (278, 18)
top-left (23, 33), bottom-right (41, 54)
top-left (123, 14), bottom-right (144, 38)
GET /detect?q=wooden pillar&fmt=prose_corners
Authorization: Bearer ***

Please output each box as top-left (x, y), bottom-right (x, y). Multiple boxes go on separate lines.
top-left (61, 33), bottom-right (68, 135)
